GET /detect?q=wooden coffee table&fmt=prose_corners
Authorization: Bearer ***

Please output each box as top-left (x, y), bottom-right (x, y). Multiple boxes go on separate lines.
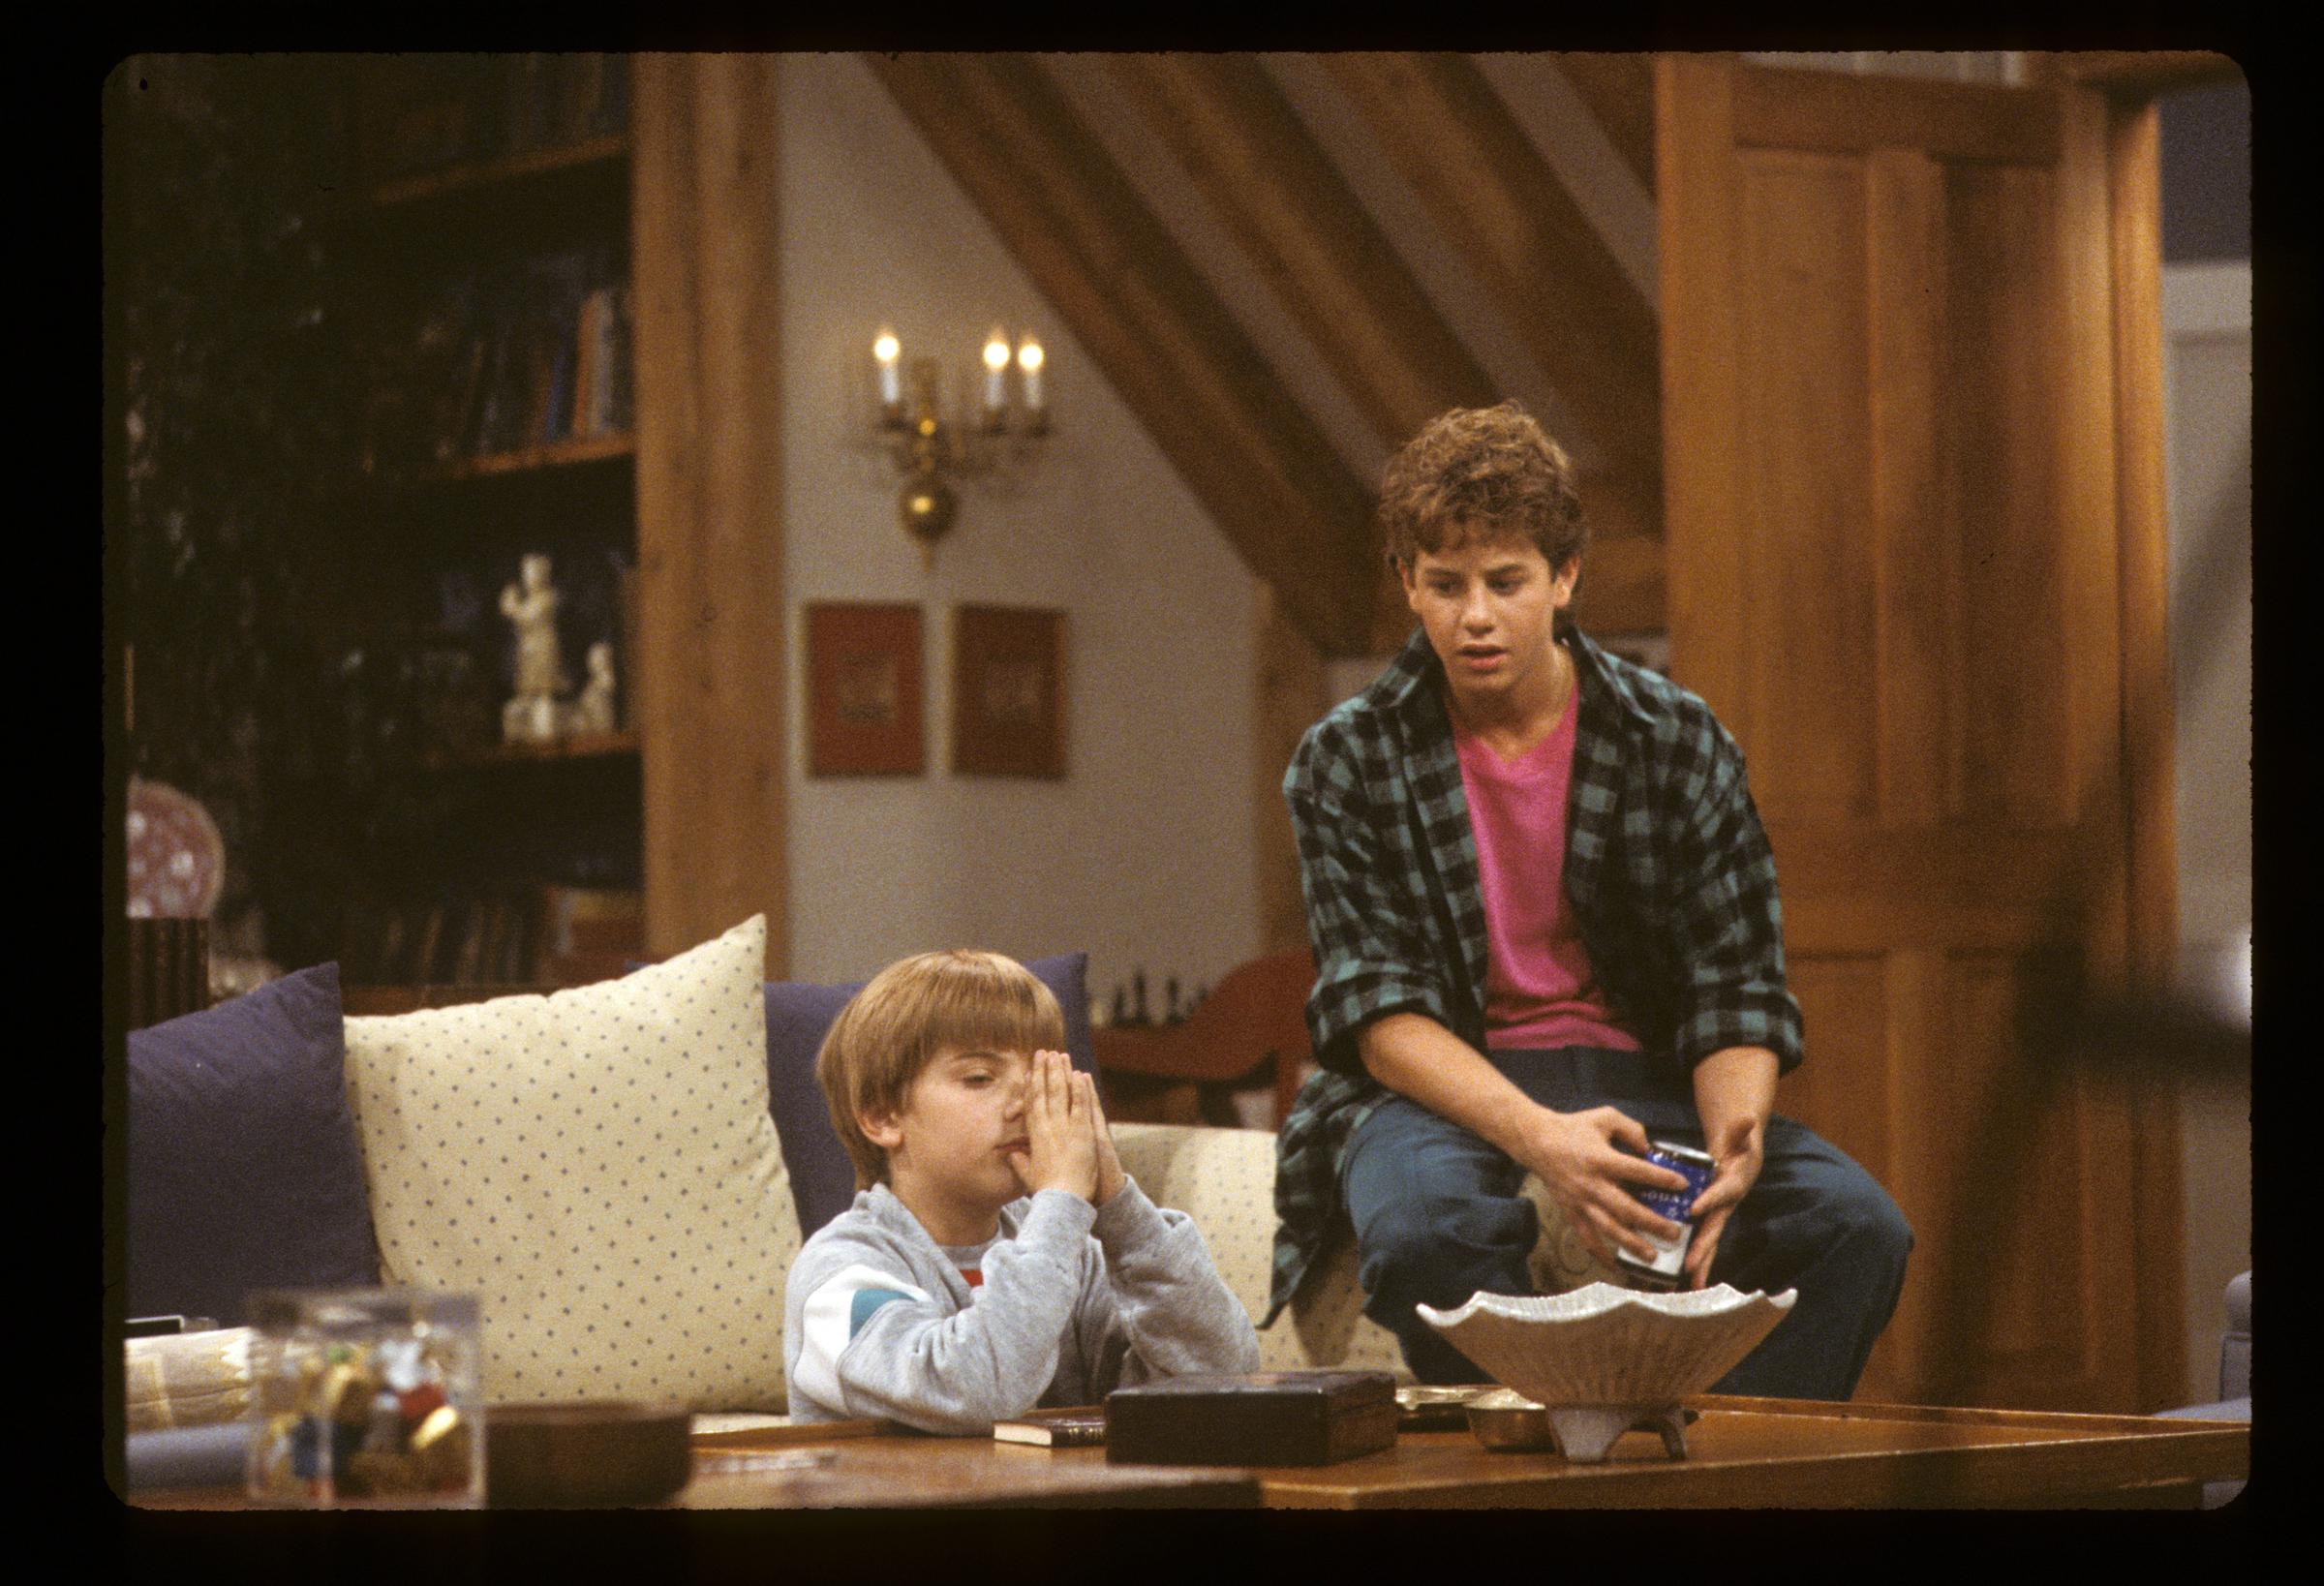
top-left (685, 1395), bottom-right (2247, 1510)
top-left (132, 1394), bottom-right (2246, 1510)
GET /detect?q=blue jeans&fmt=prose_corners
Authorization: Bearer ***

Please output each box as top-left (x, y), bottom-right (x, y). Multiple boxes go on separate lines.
top-left (1340, 1047), bottom-right (1912, 1400)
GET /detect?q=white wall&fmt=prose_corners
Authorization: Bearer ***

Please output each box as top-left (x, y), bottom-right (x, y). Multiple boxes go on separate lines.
top-left (2161, 260), bottom-right (2252, 1404)
top-left (778, 54), bottom-right (1263, 1009)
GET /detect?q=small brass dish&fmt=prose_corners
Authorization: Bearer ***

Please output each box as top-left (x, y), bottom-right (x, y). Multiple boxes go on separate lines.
top-left (1395, 1385), bottom-right (1487, 1431)
top-left (1463, 1388), bottom-right (1559, 1450)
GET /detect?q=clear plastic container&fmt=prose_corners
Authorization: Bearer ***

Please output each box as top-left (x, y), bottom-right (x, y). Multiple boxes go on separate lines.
top-left (245, 1288), bottom-right (483, 1508)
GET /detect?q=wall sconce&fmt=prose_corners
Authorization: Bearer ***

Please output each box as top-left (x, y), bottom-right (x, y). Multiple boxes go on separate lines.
top-left (873, 323), bottom-right (1053, 565)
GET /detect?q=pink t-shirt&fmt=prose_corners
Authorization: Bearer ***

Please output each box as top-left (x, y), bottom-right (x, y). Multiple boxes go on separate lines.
top-left (1452, 686), bottom-right (1642, 1053)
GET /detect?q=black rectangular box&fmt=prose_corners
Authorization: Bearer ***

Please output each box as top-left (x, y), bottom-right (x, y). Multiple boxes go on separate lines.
top-left (1105, 1370), bottom-right (1399, 1467)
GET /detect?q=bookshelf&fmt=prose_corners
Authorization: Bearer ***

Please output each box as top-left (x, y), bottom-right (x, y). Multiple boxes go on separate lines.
top-left (330, 54), bottom-right (644, 990)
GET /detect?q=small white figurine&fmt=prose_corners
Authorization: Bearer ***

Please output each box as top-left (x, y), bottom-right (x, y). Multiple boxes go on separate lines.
top-left (569, 640), bottom-right (618, 736)
top-left (500, 553), bottom-right (569, 744)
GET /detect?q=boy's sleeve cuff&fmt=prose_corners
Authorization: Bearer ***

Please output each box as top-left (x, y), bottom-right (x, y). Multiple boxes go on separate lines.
top-left (1023, 1187), bottom-right (1099, 1244)
top-left (1090, 1176), bottom-right (1166, 1247)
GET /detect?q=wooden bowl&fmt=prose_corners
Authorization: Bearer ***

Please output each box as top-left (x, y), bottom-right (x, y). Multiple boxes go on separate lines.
top-left (485, 1402), bottom-right (692, 1508)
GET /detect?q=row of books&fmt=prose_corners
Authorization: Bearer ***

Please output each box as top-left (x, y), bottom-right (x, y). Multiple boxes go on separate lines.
top-left (368, 53), bottom-right (629, 182)
top-left (342, 884), bottom-right (642, 988)
top-left (362, 247), bottom-right (634, 474)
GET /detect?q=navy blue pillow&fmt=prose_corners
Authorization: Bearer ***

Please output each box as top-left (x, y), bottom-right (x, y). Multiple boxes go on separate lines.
top-left (763, 953), bottom-right (1092, 1235)
top-left (126, 962), bottom-right (381, 1325)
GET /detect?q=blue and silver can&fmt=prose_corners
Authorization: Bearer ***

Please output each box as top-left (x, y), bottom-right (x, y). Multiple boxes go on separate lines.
top-left (1615, 1141), bottom-right (1719, 1291)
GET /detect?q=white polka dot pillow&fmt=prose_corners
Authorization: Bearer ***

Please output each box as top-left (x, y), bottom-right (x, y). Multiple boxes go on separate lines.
top-left (342, 915), bottom-right (800, 1412)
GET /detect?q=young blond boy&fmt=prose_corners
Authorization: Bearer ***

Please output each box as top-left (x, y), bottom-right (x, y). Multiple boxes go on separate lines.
top-left (783, 949), bottom-right (1260, 1431)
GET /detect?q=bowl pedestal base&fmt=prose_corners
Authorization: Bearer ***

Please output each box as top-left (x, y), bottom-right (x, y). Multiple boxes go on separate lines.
top-left (1546, 1403), bottom-right (1692, 1464)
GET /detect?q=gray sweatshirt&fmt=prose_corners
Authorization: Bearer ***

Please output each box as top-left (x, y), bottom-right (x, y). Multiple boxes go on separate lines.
top-left (782, 1177), bottom-right (1262, 1432)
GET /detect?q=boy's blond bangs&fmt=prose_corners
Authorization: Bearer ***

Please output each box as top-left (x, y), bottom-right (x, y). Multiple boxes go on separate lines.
top-left (815, 950), bottom-right (1067, 1190)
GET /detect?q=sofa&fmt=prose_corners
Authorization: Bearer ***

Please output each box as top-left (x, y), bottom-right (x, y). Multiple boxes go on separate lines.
top-left (2155, 1268), bottom-right (2252, 1510)
top-left (124, 914), bottom-right (1618, 1438)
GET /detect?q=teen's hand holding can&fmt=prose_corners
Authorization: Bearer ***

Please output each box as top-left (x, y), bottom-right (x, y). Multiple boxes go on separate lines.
top-left (1615, 1141), bottom-right (1719, 1292)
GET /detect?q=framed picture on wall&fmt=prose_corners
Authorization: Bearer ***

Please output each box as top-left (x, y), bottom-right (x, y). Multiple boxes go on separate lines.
top-left (952, 605), bottom-right (1066, 778)
top-left (806, 601), bottom-right (924, 776)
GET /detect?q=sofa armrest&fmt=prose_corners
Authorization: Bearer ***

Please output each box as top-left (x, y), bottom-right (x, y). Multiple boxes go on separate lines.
top-left (2220, 1269), bottom-right (2251, 1402)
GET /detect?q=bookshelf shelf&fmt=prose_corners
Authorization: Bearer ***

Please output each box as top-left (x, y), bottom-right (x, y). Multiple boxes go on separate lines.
top-left (367, 134), bottom-right (629, 209)
top-left (457, 429), bottom-right (635, 477)
top-left (424, 730), bottom-right (640, 770)
top-left (421, 430), bottom-right (637, 483)
top-left (328, 54), bottom-right (646, 991)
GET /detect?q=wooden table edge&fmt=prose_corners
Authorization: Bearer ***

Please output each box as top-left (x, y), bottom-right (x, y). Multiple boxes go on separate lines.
top-left (1252, 1418), bottom-right (2248, 1510)
top-left (1686, 1391), bottom-right (2251, 1433)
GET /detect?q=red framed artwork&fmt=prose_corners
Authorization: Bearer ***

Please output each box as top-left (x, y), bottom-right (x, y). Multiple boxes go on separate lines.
top-left (806, 602), bottom-right (924, 776)
top-left (952, 605), bottom-right (1066, 778)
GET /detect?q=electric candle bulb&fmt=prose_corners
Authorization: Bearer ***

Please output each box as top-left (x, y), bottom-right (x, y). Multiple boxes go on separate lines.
top-left (874, 326), bottom-right (902, 407)
top-left (983, 327), bottom-right (1010, 413)
top-left (1017, 335), bottom-right (1045, 412)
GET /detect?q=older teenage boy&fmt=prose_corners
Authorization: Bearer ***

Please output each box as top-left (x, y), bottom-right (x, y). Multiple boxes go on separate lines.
top-left (785, 950), bottom-right (1259, 1431)
top-left (1268, 402), bottom-right (1911, 1398)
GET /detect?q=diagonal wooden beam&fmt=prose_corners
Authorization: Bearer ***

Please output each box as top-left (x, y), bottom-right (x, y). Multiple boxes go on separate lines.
top-left (1320, 53), bottom-right (1664, 505)
top-left (1105, 52), bottom-right (1498, 450)
top-left (864, 51), bottom-right (1378, 656)
top-left (1549, 51), bottom-right (1659, 198)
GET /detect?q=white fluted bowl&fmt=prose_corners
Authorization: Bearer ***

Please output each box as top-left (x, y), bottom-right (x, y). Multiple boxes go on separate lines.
top-left (1417, 1283), bottom-right (1796, 1461)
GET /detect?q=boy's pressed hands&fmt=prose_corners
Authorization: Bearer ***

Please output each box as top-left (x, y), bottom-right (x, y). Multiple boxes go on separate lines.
top-left (1007, 1051), bottom-right (1100, 1204)
top-left (1086, 1069), bottom-right (1127, 1206)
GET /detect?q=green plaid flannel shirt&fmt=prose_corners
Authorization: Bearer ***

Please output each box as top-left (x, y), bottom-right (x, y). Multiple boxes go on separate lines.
top-left (1265, 621), bottom-right (1803, 1326)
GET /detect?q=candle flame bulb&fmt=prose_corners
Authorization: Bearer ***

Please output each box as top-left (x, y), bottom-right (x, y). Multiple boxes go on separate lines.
top-left (1017, 335), bottom-right (1045, 412)
top-left (874, 326), bottom-right (902, 410)
top-left (982, 326), bottom-right (1009, 413)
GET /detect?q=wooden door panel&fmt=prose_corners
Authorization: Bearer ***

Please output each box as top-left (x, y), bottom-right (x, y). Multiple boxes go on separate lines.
top-left (1735, 150), bottom-right (1881, 825)
top-left (1775, 826), bottom-right (2073, 954)
top-left (1776, 953), bottom-right (1894, 1184)
top-left (1945, 163), bottom-right (2085, 829)
top-left (1934, 955), bottom-right (2084, 1376)
top-left (1886, 949), bottom-right (2141, 1407)
top-left (1866, 148), bottom-right (1956, 827)
top-left (1660, 56), bottom-right (2155, 1411)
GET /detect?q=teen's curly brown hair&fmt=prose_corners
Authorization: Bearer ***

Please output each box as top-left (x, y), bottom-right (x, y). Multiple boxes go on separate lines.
top-left (1376, 401), bottom-right (1587, 572)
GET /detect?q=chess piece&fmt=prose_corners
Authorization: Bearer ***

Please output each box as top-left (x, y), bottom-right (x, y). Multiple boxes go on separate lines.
top-left (500, 553), bottom-right (569, 744)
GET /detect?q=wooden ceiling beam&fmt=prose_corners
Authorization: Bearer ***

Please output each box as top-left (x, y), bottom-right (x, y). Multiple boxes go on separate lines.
top-left (1107, 52), bottom-right (1667, 647)
top-left (2019, 50), bottom-right (2243, 98)
top-left (1319, 52), bottom-right (1666, 511)
top-left (1548, 52), bottom-right (1659, 198)
top-left (864, 51), bottom-right (1378, 656)
top-left (1104, 52), bottom-right (1498, 449)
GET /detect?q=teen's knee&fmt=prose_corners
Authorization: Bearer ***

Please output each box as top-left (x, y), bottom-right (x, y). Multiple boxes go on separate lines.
top-left (1832, 1176), bottom-right (1914, 1274)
